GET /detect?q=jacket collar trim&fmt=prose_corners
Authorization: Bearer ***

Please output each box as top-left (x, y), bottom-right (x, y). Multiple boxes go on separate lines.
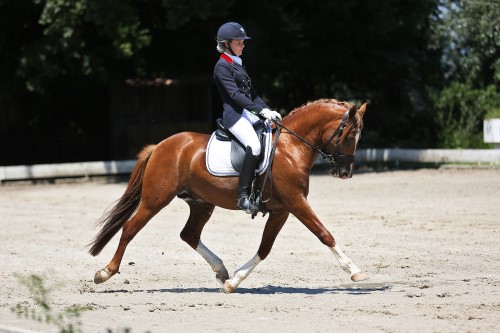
top-left (220, 53), bottom-right (233, 63)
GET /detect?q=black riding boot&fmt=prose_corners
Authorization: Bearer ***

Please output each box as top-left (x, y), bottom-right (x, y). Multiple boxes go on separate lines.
top-left (237, 147), bottom-right (259, 214)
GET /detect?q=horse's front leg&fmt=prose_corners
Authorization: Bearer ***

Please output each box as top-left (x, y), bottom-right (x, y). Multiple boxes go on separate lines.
top-left (224, 210), bottom-right (289, 293)
top-left (289, 197), bottom-right (368, 282)
top-left (180, 199), bottom-right (229, 285)
top-left (330, 245), bottom-right (367, 282)
top-left (194, 241), bottom-right (229, 285)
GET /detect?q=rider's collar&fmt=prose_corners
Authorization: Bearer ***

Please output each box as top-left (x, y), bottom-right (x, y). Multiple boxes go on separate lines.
top-left (221, 52), bottom-right (243, 65)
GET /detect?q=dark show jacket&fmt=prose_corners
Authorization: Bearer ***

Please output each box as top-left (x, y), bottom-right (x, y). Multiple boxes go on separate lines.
top-left (213, 53), bottom-right (269, 128)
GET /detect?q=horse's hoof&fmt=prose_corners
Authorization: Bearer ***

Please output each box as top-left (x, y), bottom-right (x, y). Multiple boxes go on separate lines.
top-left (351, 271), bottom-right (369, 282)
top-left (216, 268), bottom-right (230, 285)
top-left (94, 268), bottom-right (112, 284)
top-left (223, 280), bottom-right (236, 293)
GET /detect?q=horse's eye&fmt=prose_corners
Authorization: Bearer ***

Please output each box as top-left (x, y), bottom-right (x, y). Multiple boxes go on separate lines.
top-left (345, 135), bottom-right (355, 144)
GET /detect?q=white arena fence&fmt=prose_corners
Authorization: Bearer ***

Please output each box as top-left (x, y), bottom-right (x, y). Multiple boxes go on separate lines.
top-left (0, 160), bottom-right (137, 183)
top-left (1, 149), bottom-right (500, 183)
top-left (356, 148), bottom-right (500, 164)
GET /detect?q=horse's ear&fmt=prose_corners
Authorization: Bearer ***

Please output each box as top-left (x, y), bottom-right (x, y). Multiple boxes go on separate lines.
top-left (358, 103), bottom-right (367, 117)
top-left (348, 104), bottom-right (357, 119)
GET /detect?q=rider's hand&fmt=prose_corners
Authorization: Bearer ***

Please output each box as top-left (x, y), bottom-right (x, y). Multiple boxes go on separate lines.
top-left (259, 108), bottom-right (282, 121)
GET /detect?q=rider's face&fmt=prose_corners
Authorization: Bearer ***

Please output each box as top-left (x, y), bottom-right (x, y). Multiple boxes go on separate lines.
top-left (228, 39), bottom-right (245, 56)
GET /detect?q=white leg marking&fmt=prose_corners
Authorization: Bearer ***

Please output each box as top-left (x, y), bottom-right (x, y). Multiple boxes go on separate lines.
top-left (196, 241), bottom-right (230, 285)
top-left (330, 245), bottom-right (362, 277)
top-left (224, 254), bottom-right (261, 293)
top-left (196, 241), bottom-right (224, 273)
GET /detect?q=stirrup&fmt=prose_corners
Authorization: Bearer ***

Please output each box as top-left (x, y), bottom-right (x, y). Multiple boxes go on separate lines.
top-left (237, 195), bottom-right (258, 214)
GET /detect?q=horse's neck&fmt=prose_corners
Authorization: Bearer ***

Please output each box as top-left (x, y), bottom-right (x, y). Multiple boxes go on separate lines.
top-left (283, 108), bottom-right (330, 147)
top-left (281, 108), bottom-right (332, 167)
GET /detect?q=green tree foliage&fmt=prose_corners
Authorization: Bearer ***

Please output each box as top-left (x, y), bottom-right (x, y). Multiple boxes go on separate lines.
top-left (10, 0), bottom-right (237, 90)
top-left (433, 82), bottom-right (499, 148)
top-left (2, 0), bottom-right (497, 164)
top-left (17, 0), bottom-right (152, 92)
top-left (430, 0), bottom-right (500, 148)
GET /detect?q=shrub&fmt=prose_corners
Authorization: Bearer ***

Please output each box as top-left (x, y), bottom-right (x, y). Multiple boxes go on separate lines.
top-left (433, 83), bottom-right (500, 148)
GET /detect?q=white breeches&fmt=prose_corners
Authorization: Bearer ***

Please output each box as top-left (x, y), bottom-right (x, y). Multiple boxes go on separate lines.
top-left (228, 110), bottom-right (261, 156)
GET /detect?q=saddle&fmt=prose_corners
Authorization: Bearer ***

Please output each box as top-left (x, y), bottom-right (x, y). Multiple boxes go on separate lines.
top-left (214, 118), bottom-right (267, 172)
top-left (206, 119), bottom-right (272, 177)
top-left (206, 118), bottom-right (277, 218)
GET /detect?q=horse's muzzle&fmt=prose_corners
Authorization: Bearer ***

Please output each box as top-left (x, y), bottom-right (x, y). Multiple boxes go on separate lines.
top-left (330, 165), bottom-right (352, 179)
top-left (340, 168), bottom-right (351, 179)
top-left (328, 153), bottom-right (355, 179)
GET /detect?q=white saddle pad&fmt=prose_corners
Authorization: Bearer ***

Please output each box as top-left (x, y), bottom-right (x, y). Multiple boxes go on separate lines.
top-left (206, 126), bottom-right (273, 177)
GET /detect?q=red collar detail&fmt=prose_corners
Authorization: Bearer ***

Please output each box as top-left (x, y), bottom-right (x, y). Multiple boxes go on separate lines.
top-left (220, 53), bottom-right (233, 63)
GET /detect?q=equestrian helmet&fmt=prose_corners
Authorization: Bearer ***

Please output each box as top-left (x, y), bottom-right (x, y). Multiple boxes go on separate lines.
top-left (216, 22), bottom-right (251, 41)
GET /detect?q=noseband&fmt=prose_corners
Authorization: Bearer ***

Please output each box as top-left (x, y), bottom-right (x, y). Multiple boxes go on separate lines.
top-left (275, 110), bottom-right (355, 171)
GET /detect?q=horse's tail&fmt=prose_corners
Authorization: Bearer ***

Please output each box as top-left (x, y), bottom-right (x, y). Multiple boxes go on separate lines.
top-left (88, 144), bottom-right (156, 256)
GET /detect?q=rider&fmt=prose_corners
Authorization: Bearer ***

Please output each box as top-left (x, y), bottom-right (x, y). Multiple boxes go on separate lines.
top-left (213, 22), bottom-right (281, 214)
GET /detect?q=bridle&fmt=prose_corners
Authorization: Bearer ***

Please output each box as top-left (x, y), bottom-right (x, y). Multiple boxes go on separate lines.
top-left (274, 110), bottom-right (356, 172)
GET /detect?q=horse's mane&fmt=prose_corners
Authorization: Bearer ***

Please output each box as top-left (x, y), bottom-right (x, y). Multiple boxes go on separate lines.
top-left (286, 99), bottom-right (351, 119)
top-left (284, 99), bottom-right (362, 143)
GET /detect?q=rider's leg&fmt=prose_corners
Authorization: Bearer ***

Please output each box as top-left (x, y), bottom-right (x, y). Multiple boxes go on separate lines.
top-left (236, 147), bottom-right (259, 213)
top-left (228, 114), bottom-right (261, 213)
top-left (228, 113), bottom-right (261, 155)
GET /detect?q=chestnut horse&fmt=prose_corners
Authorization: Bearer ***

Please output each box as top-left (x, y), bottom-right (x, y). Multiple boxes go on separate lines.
top-left (88, 99), bottom-right (368, 293)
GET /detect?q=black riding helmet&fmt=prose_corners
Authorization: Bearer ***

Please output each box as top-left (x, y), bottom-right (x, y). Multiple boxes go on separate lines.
top-left (216, 22), bottom-right (251, 56)
top-left (217, 22), bottom-right (251, 41)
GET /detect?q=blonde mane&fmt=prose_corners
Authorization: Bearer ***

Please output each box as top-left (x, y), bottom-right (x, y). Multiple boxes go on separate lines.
top-left (286, 99), bottom-right (351, 118)
top-left (283, 99), bottom-right (362, 144)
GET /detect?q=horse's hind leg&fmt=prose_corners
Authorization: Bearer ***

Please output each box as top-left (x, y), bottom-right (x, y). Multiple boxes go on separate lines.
top-left (94, 197), bottom-right (173, 284)
top-left (180, 198), bottom-right (229, 285)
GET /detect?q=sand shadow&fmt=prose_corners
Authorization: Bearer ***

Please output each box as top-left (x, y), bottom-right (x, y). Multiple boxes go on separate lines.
top-left (97, 282), bottom-right (391, 295)
top-left (235, 283), bottom-right (391, 295)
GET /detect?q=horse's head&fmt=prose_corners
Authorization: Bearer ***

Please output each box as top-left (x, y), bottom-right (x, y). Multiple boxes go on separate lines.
top-left (321, 103), bottom-right (367, 179)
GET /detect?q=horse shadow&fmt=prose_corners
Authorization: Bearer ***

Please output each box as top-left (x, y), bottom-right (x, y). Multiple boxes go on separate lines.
top-left (97, 283), bottom-right (391, 295)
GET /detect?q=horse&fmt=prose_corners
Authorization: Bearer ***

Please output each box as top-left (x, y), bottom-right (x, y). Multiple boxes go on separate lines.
top-left (88, 99), bottom-right (368, 293)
